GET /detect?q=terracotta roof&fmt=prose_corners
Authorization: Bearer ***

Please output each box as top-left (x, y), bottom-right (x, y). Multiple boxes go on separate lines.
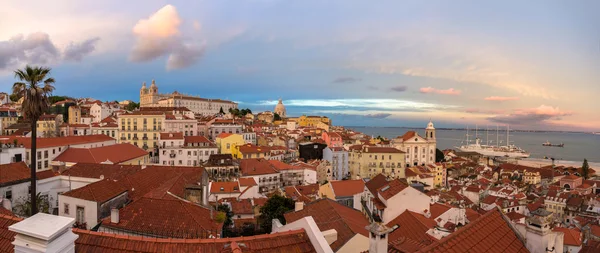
top-left (0, 214), bottom-right (21, 252)
top-left (378, 179), bottom-right (409, 200)
top-left (0, 135), bottom-right (114, 149)
top-left (387, 210), bottom-right (437, 245)
top-left (418, 209), bottom-right (529, 252)
top-left (0, 162), bottom-right (30, 186)
top-left (36, 170), bottom-right (60, 180)
top-left (101, 197), bottom-right (222, 239)
top-left (61, 179), bottom-right (128, 203)
top-left (159, 132), bottom-right (184, 140)
top-left (430, 203), bottom-right (452, 219)
top-left (330, 179), bottom-right (365, 198)
top-left (562, 175), bottom-right (580, 180)
top-left (505, 211), bottom-right (526, 222)
top-left (365, 174), bottom-right (389, 195)
top-left (285, 198), bottom-right (369, 251)
top-left (591, 225), bottom-right (600, 237)
top-left (62, 163), bottom-right (142, 180)
top-left (217, 133), bottom-right (233, 139)
top-left (238, 177), bottom-right (257, 187)
top-left (239, 159), bottom-right (279, 176)
top-left (53, 143), bottom-right (148, 164)
top-left (74, 228), bottom-right (316, 252)
top-left (362, 146), bottom-right (404, 153)
top-left (124, 166), bottom-right (206, 201)
top-left (399, 131), bottom-right (417, 141)
top-left (228, 198), bottom-right (253, 214)
top-left (465, 208), bottom-right (481, 222)
top-left (553, 227), bottom-right (582, 246)
top-left (210, 181), bottom-right (240, 193)
top-left (184, 135), bottom-right (212, 144)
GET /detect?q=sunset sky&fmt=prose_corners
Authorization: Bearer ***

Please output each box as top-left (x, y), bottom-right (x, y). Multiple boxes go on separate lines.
top-left (1, 1), bottom-right (599, 131)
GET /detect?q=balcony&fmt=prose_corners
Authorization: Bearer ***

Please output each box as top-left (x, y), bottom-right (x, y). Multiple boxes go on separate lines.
top-left (169, 153), bottom-right (176, 158)
top-left (142, 137), bottom-right (148, 140)
top-left (120, 137), bottom-right (127, 140)
top-left (132, 137), bottom-right (139, 140)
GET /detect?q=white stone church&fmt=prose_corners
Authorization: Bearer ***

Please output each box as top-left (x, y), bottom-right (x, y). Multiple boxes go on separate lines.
top-left (392, 121), bottom-right (437, 166)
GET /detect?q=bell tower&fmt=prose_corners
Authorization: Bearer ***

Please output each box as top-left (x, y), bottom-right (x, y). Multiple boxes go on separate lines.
top-left (426, 120), bottom-right (435, 140)
top-left (140, 82), bottom-right (148, 105)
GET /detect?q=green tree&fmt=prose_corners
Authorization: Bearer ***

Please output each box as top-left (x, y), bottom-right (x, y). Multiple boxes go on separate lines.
top-left (259, 195), bottom-right (295, 233)
top-left (125, 102), bottom-right (140, 111)
top-left (219, 107), bottom-right (225, 114)
top-left (12, 65), bottom-right (55, 215)
top-left (13, 192), bottom-right (50, 217)
top-left (435, 148), bottom-right (445, 163)
top-left (582, 159), bottom-right (590, 179)
top-left (48, 95), bottom-right (68, 104)
top-left (9, 93), bottom-right (21, 102)
top-left (273, 113), bottom-right (282, 121)
top-left (217, 204), bottom-right (233, 227)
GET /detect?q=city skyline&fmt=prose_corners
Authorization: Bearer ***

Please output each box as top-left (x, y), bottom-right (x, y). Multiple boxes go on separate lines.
top-left (1, 1), bottom-right (599, 131)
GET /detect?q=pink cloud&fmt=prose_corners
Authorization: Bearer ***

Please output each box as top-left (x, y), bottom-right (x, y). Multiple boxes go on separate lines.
top-left (420, 87), bottom-right (461, 95)
top-left (465, 108), bottom-right (505, 114)
top-left (484, 96), bottom-right (519, 101)
top-left (488, 105), bottom-right (573, 125)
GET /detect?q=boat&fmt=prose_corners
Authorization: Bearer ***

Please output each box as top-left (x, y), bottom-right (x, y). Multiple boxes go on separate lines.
top-left (455, 125), bottom-right (530, 158)
top-left (542, 141), bottom-right (564, 147)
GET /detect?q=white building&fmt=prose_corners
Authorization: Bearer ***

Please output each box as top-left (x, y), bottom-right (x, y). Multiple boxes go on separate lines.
top-left (363, 178), bottom-right (431, 224)
top-left (323, 147), bottom-right (349, 180)
top-left (158, 133), bottom-right (217, 166)
top-left (392, 121), bottom-right (437, 166)
top-left (242, 132), bottom-right (257, 145)
top-left (139, 80), bottom-right (237, 116)
top-left (90, 103), bottom-right (119, 123)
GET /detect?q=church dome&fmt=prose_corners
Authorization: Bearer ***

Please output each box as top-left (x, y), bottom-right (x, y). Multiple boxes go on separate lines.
top-left (274, 99), bottom-right (286, 117)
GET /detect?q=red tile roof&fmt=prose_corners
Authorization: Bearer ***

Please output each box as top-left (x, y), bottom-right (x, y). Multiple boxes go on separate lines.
top-left (0, 162), bottom-right (30, 186)
top-left (387, 210), bottom-right (437, 245)
top-left (238, 177), bottom-right (257, 187)
top-left (101, 197), bottom-right (222, 239)
top-left (418, 209), bottom-right (529, 252)
top-left (61, 179), bottom-right (128, 203)
top-left (0, 214), bottom-right (21, 252)
top-left (210, 181), bottom-right (240, 193)
top-left (61, 163), bottom-right (142, 180)
top-left (365, 174), bottom-right (389, 195)
top-left (53, 143), bottom-right (148, 164)
top-left (239, 159), bottom-right (279, 176)
top-left (330, 179), bottom-right (365, 198)
top-left (285, 198), bottom-right (369, 251)
top-left (429, 203), bottom-right (452, 219)
top-left (159, 132), bottom-right (184, 140)
top-left (378, 179), bottom-right (409, 200)
top-left (228, 198), bottom-right (254, 215)
top-left (505, 211), bottom-right (526, 222)
top-left (184, 135), bottom-right (212, 144)
top-left (74, 228), bottom-right (316, 252)
top-left (0, 135), bottom-right (114, 149)
top-left (217, 133), bottom-right (233, 139)
top-left (399, 131), bottom-right (417, 141)
top-left (553, 227), bottom-right (582, 246)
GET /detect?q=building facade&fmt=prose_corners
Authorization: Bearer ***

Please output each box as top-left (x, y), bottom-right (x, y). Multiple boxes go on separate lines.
top-left (139, 80), bottom-right (237, 116)
top-left (348, 145), bottom-right (406, 179)
top-left (392, 121), bottom-right (437, 166)
top-left (117, 112), bottom-right (165, 157)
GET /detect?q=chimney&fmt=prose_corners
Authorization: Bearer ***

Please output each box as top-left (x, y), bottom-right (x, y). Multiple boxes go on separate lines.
top-left (295, 201), bottom-right (304, 211)
top-left (9, 213), bottom-right (79, 253)
top-left (366, 222), bottom-right (393, 253)
top-left (111, 208), bottom-right (119, 224)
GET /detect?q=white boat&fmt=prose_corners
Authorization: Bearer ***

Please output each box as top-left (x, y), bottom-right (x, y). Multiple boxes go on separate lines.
top-left (455, 125), bottom-right (530, 158)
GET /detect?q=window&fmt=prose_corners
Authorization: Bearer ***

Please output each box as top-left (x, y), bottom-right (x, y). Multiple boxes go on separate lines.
top-left (64, 203), bottom-right (70, 215)
top-left (5, 189), bottom-right (12, 200)
top-left (52, 149), bottom-right (56, 155)
top-left (37, 161), bottom-right (42, 170)
top-left (44, 160), bottom-right (48, 168)
top-left (37, 151), bottom-right (41, 159)
top-left (76, 206), bottom-right (85, 224)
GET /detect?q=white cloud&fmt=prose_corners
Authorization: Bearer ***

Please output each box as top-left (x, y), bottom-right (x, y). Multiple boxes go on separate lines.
top-left (256, 98), bottom-right (457, 111)
top-left (0, 32), bottom-right (99, 70)
top-left (129, 5), bottom-right (205, 70)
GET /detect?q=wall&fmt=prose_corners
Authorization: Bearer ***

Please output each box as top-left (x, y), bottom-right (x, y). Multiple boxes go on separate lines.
top-left (58, 195), bottom-right (98, 229)
top-left (381, 187), bottom-right (430, 224)
top-left (319, 183), bottom-right (335, 200)
top-left (336, 233), bottom-right (369, 253)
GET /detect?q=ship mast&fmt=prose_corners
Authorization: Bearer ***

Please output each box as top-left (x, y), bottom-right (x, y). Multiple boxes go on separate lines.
top-left (506, 125), bottom-right (510, 147)
top-left (475, 124), bottom-right (478, 143)
top-left (486, 125), bottom-right (489, 146)
top-left (466, 125), bottom-right (469, 144)
top-left (496, 125), bottom-right (499, 148)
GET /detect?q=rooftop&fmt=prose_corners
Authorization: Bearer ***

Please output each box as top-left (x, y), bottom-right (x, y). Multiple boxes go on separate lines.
top-left (330, 179), bottom-right (365, 198)
top-left (53, 143), bottom-right (148, 164)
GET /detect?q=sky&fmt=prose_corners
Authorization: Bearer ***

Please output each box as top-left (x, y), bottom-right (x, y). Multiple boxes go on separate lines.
top-left (1, 0), bottom-right (599, 131)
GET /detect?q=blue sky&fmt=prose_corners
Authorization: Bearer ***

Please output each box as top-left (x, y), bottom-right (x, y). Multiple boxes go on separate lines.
top-left (1, 0), bottom-right (599, 131)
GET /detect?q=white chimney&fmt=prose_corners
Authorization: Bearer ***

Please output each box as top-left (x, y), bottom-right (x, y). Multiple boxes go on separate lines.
top-left (366, 222), bottom-right (393, 253)
top-left (295, 201), bottom-right (304, 211)
top-left (9, 213), bottom-right (79, 253)
top-left (111, 208), bottom-right (119, 224)
top-left (322, 229), bottom-right (338, 245)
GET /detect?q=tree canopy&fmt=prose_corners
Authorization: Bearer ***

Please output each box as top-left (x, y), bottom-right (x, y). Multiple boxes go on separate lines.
top-left (258, 195), bottom-right (295, 233)
top-left (435, 149), bottom-right (445, 163)
top-left (582, 159), bottom-right (590, 179)
top-left (273, 113), bottom-right (282, 121)
top-left (229, 108), bottom-right (253, 118)
top-left (125, 102), bottom-right (140, 111)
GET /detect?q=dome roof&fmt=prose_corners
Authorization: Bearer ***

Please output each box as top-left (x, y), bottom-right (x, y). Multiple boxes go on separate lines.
top-left (141, 82), bottom-right (147, 89)
top-left (274, 99), bottom-right (286, 116)
top-left (150, 79), bottom-right (157, 88)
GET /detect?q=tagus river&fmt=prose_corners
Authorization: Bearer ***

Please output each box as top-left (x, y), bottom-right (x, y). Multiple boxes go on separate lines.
top-left (347, 127), bottom-right (600, 163)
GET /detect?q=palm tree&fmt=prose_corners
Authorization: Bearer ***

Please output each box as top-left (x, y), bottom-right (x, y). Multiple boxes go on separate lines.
top-left (12, 65), bottom-right (55, 216)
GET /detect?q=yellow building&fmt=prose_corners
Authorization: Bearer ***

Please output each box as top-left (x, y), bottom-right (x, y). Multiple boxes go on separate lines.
top-left (117, 111), bottom-right (165, 157)
top-left (231, 143), bottom-right (270, 159)
top-left (348, 145), bottom-right (405, 179)
top-left (68, 106), bottom-right (81, 125)
top-left (215, 133), bottom-right (245, 154)
top-left (288, 115), bottom-right (331, 127)
top-left (0, 117), bottom-right (18, 134)
top-left (37, 114), bottom-right (61, 137)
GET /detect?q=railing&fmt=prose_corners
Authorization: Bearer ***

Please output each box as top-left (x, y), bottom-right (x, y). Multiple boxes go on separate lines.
top-left (169, 153), bottom-right (176, 158)
top-left (132, 137), bottom-right (139, 140)
top-left (142, 137), bottom-right (148, 140)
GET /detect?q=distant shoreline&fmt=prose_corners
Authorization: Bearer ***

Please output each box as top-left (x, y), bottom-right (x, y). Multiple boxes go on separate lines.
top-left (344, 126), bottom-right (595, 134)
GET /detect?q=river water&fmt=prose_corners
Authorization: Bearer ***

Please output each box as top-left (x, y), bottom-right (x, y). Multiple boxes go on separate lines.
top-left (347, 127), bottom-right (600, 163)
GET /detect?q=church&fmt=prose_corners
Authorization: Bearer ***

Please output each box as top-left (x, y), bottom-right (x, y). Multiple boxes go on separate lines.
top-left (392, 121), bottom-right (437, 166)
top-left (139, 80), bottom-right (237, 116)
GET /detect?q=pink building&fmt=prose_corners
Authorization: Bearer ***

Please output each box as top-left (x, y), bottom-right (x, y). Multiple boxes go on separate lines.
top-left (322, 131), bottom-right (343, 148)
